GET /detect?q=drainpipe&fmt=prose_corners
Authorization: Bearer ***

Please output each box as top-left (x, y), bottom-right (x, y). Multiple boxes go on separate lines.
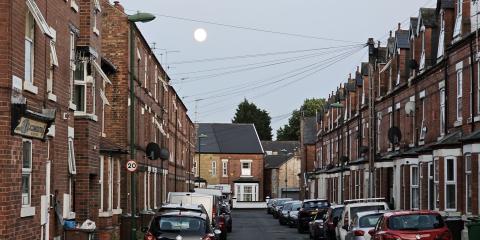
top-left (470, 39), bottom-right (475, 132)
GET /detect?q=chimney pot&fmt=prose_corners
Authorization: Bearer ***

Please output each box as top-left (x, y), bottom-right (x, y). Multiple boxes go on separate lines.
top-left (357, 66), bottom-right (360, 72)
top-left (398, 23), bottom-right (401, 30)
top-left (114, 1), bottom-right (125, 13)
top-left (389, 31), bottom-right (392, 37)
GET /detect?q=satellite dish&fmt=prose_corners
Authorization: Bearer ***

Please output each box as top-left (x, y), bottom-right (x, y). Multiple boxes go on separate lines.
top-left (388, 127), bottom-right (402, 145)
top-left (405, 101), bottom-right (415, 116)
top-left (159, 148), bottom-right (170, 161)
top-left (146, 142), bottom-right (161, 160)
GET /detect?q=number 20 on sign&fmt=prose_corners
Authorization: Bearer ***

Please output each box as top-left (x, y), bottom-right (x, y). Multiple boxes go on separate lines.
top-left (126, 160), bottom-right (138, 172)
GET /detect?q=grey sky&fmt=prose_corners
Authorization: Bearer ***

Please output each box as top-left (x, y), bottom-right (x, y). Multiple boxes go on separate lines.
top-left (117, 0), bottom-right (435, 138)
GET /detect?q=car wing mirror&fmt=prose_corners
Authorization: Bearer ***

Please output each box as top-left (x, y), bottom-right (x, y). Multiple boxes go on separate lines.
top-left (141, 227), bottom-right (149, 233)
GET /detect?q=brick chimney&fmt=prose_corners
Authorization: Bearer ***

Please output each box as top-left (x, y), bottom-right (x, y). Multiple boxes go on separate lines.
top-left (114, 1), bottom-right (124, 13)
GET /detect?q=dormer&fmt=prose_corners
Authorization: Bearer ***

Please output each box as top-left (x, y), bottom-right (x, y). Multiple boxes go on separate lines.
top-left (437, 0), bottom-right (455, 60)
top-left (417, 8), bottom-right (438, 72)
top-left (394, 25), bottom-right (410, 86)
top-left (453, 0), bottom-right (471, 42)
top-left (360, 62), bottom-right (369, 106)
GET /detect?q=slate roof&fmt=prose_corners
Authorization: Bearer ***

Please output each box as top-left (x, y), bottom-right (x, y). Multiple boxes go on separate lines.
top-left (264, 155), bottom-right (294, 169)
top-left (361, 62), bottom-right (369, 76)
top-left (418, 8), bottom-right (437, 29)
top-left (461, 129), bottom-right (480, 143)
top-left (261, 141), bottom-right (300, 154)
top-left (196, 123), bottom-right (264, 154)
top-left (301, 117), bottom-right (317, 145)
top-left (355, 72), bottom-right (363, 86)
top-left (437, 0), bottom-right (454, 10)
top-left (395, 30), bottom-right (410, 49)
top-left (431, 130), bottom-right (463, 149)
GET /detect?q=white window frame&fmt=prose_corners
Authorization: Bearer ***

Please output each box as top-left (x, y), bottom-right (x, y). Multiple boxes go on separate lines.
top-left (445, 157), bottom-right (457, 211)
top-left (114, 160), bottom-right (121, 213)
top-left (73, 61), bottom-right (89, 113)
top-left (440, 87), bottom-right (446, 136)
top-left (22, 139), bottom-right (33, 208)
top-left (69, 31), bottom-right (76, 109)
top-left (419, 96), bottom-right (426, 142)
top-left (153, 168), bottom-right (158, 209)
top-left (144, 54), bottom-right (148, 88)
top-left (235, 183), bottom-right (259, 202)
top-left (377, 112), bottom-right (382, 152)
top-left (211, 161), bottom-right (217, 176)
top-left (419, 29), bottom-right (426, 71)
top-left (68, 137), bottom-right (76, 175)
top-left (410, 165), bottom-right (420, 210)
top-left (240, 160), bottom-right (252, 177)
top-left (99, 155), bottom-right (104, 212)
top-left (466, 155), bottom-right (472, 214)
top-left (454, 0), bottom-right (463, 39)
top-left (222, 159), bottom-right (228, 177)
top-left (433, 158), bottom-right (440, 210)
top-left (24, 11), bottom-right (36, 92)
top-left (438, 10), bottom-right (445, 60)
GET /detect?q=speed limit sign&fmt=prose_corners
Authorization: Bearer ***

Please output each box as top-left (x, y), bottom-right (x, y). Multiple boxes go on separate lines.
top-left (126, 160), bottom-right (138, 172)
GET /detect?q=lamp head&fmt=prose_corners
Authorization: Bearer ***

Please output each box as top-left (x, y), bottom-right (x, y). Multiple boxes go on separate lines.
top-left (128, 12), bottom-right (156, 23)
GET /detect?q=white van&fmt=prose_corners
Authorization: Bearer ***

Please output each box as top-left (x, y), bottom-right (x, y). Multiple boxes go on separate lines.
top-left (336, 199), bottom-right (389, 240)
top-left (167, 192), bottom-right (218, 221)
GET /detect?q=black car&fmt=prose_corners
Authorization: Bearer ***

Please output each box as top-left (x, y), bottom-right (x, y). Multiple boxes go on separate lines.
top-left (272, 198), bottom-right (292, 219)
top-left (297, 199), bottom-right (330, 233)
top-left (143, 211), bottom-right (221, 240)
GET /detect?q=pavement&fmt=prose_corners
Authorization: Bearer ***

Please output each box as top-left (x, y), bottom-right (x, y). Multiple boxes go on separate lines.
top-left (229, 209), bottom-right (309, 240)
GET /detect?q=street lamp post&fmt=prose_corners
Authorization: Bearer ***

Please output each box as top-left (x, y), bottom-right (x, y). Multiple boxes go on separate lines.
top-left (127, 12), bottom-right (155, 240)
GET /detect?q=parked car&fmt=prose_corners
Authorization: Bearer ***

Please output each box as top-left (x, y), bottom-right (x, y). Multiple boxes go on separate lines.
top-left (219, 204), bottom-right (233, 232)
top-left (324, 205), bottom-right (344, 240)
top-left (267, 198), bottom-right (277, 214)
top-left (279, 201), bottom-right (301, 226)
top-left (369, 211), bottom-right (452, 240)
top-left (142, 211), bottom-right (222, 240)
top-left (344, 211), bottom-right (388, 240)
top-left (272, 198), bottom-right (293, 219)
top-left (308, 209), bottom-right (329, 240)
top-left (336, 199), bottom-right (389, 240)
top-left (158, 203), bottom-right (207, 215)
top-left (298, 199), bottom-right (330, 233)
top-left (287, 201), bottom-right (303, 227)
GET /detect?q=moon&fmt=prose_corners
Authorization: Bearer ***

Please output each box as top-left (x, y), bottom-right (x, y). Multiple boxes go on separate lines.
top-left (194, 28), bottom-right (207, 42)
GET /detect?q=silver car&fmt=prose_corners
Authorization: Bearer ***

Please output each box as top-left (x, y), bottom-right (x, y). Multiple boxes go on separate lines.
top-left (344, 211), bottom-right (388, 240)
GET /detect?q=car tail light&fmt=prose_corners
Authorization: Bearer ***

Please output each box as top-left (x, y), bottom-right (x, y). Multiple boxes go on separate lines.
top-left (353, 230), bottom-right (365, 236)
top-left (383, 233), bottom-right (401, 240)
top-left (438, 230), bottom-right (453, 240)
top-left (144, 232), bottom-right (155, 240)
top-left (202, 233), bottom-right (215, 240)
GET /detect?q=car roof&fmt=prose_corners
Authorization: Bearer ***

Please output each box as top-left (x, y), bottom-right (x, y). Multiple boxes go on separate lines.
top-left (156, 211), bottom-right (208, 219)
top-left (354, 210), bottom-right (389, 218)
top-left (346, 202), bottom-right (388, 208)
top-left (331, 204), bottom-right (345, 209)
top-left (304, 199), bottom-right (328, 202)
top-left (383, 210), bottom-right (441, 218)
top-left (161, 203), bottom-right (204, 211)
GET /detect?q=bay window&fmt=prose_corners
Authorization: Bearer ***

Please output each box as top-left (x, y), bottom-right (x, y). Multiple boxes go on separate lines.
top-left (235, 183), bottom-right (258, 202)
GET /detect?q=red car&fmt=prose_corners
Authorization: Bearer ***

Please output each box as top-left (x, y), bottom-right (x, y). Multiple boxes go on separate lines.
top-left (369, 211), bottom-right (452, 240)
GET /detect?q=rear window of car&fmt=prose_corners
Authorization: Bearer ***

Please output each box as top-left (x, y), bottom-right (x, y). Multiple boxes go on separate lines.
top-left (350, 205), bottom-right (385, 219)
top-left (303, 201), bottom-right (329, 210)
top-left (358, 214), bottom-right (382, 228)
top-left (332, 207), bottom-right (344, 219)
top-left (277, 200), bottom-right (290, 205)
top-left (388, 214), bottom-right (444, 231)
top-left (292, 202), bottom-right (302, 210)
top-left (150, 216), bottom-right (207, 235)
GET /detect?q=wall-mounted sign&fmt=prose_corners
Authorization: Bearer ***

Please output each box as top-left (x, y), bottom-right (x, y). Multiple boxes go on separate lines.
top-left (13, 117), bottom-right (48, 140)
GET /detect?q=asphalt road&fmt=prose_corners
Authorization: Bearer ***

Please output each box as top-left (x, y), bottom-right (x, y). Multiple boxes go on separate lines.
top-left (229, 209), bottom-right (309, 240)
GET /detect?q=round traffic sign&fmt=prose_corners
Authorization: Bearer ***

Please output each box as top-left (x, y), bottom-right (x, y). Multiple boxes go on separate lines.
top-left (126, 160), bottom-right (138, 172)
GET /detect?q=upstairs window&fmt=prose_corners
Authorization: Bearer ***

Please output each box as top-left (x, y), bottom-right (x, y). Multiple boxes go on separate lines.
top-left (419, 93), bottom-right (426, 142)
top-left (457, 69), bottom-right (463, 121)
top-left (419, 29), bottom-right (426, 71)
top-left (445, 158), bottom-right (456, 210)
top-left (22, 140), bottom-right (32, 207)
top-left (211, 161), bottom-right (217, 176)
top-left (440, 87), bottom-right (446, 136)
top-left (73, 61), bottom-right (90, 112)
top-left (438, 11), bottom-right (445, 60)
top-left (241, 161), bottom-right (252, 176)
top-left (25, 11), bottom-right (35, 86)
top-left (453, 0), bottom-right (463, 39)
top-left (222, 160), bottom-right (228, 177)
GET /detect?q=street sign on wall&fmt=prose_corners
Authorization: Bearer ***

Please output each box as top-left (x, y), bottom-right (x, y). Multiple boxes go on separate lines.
top-left (126, 160), bottom-right (138, 172)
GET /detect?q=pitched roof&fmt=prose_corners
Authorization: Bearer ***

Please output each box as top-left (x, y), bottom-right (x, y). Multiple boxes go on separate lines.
top-left (409, 17), bottom-right (419, 37)
top-left (301, 117), bottom-right (317, 145)
top-left (418, 8), bottom-right (437, 29)
top-left (395, 30), bottom-right (410, 49)
top-left (196, 123), bottom-right (264, 154)
top-left (264, 155), bottom-right (293, 169)
top-left (437, 0), bottom-right (454, 10)
top-left (361, 62), bottom-right (369, 76)
top-left (261, 141), bottom-right (300, 154)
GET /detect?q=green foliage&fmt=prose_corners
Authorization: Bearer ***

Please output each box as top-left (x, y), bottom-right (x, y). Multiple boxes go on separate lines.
top-left (232, 99), bottom-right (273, 141)
top-left (276, 98), bottom-right (325, 141)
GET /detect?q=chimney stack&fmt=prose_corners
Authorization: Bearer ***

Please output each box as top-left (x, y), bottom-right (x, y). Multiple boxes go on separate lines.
top-left (114, 1), bottom-right (125, 13)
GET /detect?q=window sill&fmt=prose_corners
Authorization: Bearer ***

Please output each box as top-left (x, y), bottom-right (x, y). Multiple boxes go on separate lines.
top-left (454, 120), bottom-right (462, 127)
top-left (113, 209), bottom-right (123, 215)
top-left (24, 82), bottom-right (38, 95)
top-left (240, 175), bottom-right (253, 178)
top-left (101, 133), bottom-right (106, 138)
top-left (474, 116), bottom-right (480, 122)
top-left (20, 206), bottom-right (35, 217)
top-left (93, 27), bottom-right (100, 36)
top-left (71, 0), bottom-right (79, 12)
top-left (99, 210), bottom-right (113, 218)
top-left (437, 135), bottom-right (445, 141)
top-left (419, 141), bottom-right (425, 146)
top-left (48, 93), bottom-right (57, 102)
top-left (69, 102), bottom-right (77, 111)
top-left (74, 112), bottom-right (98, 121)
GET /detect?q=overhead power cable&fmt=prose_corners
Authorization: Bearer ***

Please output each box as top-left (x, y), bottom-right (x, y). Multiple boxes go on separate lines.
top-left (168, 44), bottom-right (364, 65)
top-left (125, 9), bottom-right (363, 44)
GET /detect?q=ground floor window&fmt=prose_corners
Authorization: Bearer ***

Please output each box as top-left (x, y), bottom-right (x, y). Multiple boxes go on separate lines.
top-left (411, 165), bottom-right (419, 210)
top-left (445, 158), bottom-right (456, 211)
top-left (235, 183), bottom-right (258, 201)
top-left (465, 155), bottom-right (472, 214)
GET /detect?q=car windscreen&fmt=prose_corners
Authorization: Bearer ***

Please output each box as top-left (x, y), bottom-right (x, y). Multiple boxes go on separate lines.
top-left (358, 214), bottom-right (382, 228)
top-left (150, 216), bottom-right (207, 235)
top-left (276, 200), bottom-right (290, 206)
top-left (350, 205), bottom-right (385, 219)
top-left (292, 202), bottom-right (302, 210)
top-left (303, 201), bottom-right (329, 210)
top-left (388, 214), bottom-right (445, 231)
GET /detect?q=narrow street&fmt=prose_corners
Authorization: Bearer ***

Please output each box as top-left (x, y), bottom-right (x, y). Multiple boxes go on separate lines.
top-left (229, 210), bottom-right (309, 240)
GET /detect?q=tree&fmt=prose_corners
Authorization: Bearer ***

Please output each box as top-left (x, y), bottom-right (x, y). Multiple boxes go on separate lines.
top-left (232, 99), bottom-right (273, 141)
top-left (277, 98), bottom-right (325, 141)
